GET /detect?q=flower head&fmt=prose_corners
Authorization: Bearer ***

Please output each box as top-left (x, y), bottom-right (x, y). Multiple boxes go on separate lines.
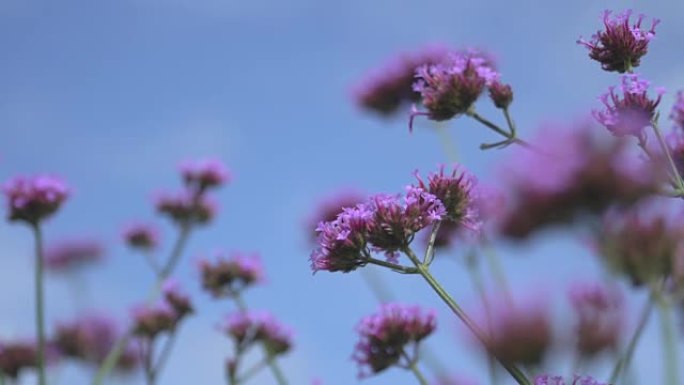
top-left (353, 303), bottom-right (436, 377)
top-left (568, 282), bottom-right (624, 356)
top-left (131, 303), bottom-right (179, 338)
top-left (2, 175), bottom-right (68, 224)
top-left (0, 340), bottom-right (38, 379)
top-left (534, 375), bottom-right (607, 385)
top-left (198, 252), bottom-right (263, 297)
top-left (44, 239), bottom-right (104, 273)
top-left (578, 10), bottom-right (659, 73)
top-left (162, 280), bottom-right (194, 319)
top-left (155, 191), bottom-right (217, 226)
top-left (593, 74), bottom-right (663, 139)
top-left (488, 80), bottom-right (513, 109)
top-left (179, 158), bottom-right (230, 192)
top-left (306, 190), bottom-right (366, 243)
top-left (222, 311), bottom-right (293, 357)
top-left (122, 222), bottom-right (159, 250)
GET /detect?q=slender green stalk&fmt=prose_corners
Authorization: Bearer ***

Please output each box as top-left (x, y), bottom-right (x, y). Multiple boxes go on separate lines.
top-left (407, 360), bottom-right (430, 385)
top-left (466, 110), bottom-right (532, 149)
top-left (150, 329), bottom-right (180, 383)
top-left (608, 293), bottom-right (655, 384)
top-left (31, 223), bottom-right (47, 385)
top-left (402, 247), bottom-right (530, 385)
top-left (366, 257), bottom-right (418, 274)
top-left (236, 358), bottom-right (269, 384)
top-left (480, 238), bottom-right (513, 305)
top-left (233, 296), bottom-right (289, 385)
top-left (652, 120), bottom-right (684, 191)
top-left (655, 291), bottom-right (679, 385)
top-left (143, 339), bottom-right (155, 385)
top-left (423, 222), bottom-right (441, 266)
top-left (434, 123), bottom-right (459, 162)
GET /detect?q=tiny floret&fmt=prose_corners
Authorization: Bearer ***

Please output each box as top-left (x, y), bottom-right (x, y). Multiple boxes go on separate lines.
top-left (222, 311), bottom-right (293, 357)
top-left (2, 175), bottom-right (68, 224)
top-left (122, 222), bottom-right (159, 250)
top-left (198, 252), bottom-right (264, 297)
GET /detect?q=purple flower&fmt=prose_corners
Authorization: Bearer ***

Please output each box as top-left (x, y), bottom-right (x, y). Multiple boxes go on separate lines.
top-left (433, 376), bottom-right (478, 385)
top-left (162, 279), bottom-right (194, 319)
top-left (122, 222), bottom-right (159, 250)
top-left (2, 175), bottom-right (68, 224)
top-left (179, 158), bottom-right (231, 192)
top-left (306, 190), bottom-right (366, 243)
top-left (568, 282), bottom-right (624, 356)
top-left (310, 204), bottom-right (373, 273)
top-left (0, 340), bottom-right (38, 379)
top-left (44, 239), bottom-right (104, 273)
top-left (488, 80), bottom-right (513, 109)
top-left (353, 303), bottom-right (436, 377)
top-left (671, 90), bottom-right (684, 130)
top-left (198, 252), bottom-right (264, 297)
top-left (411, 51), bottom-right (499, 130)
top-left (578, 9), bottom-right (659, 73)
top-left (352, 45), bottom-right (450, 116)
top-left (131, 302), bottom-right (179, 338)
top-left (593, 74), bottom-right (663, 139)
top-left (534, 375), bottom-right (607, 385)
top-left (155, 191), bottom-right (217, 225)
top-left (222, 311), bottom-right (293, 357)
top-left (414, 165), bottom-right (480, 231)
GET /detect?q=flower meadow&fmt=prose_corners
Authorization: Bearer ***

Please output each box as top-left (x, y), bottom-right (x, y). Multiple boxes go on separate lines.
top-left (2, 3), bottom-right (684, 385)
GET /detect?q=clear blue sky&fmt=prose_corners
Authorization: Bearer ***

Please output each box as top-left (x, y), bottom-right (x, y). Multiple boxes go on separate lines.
top-left (1, 0), bottom-right (683, 384)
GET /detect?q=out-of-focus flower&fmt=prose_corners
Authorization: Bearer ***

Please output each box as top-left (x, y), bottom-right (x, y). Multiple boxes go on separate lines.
top-left (222, 311), bottom-right (293, 357)
top-left (352, 46), bottom-right (450, 116)
top-left (155, 192), bottom-right (217, 226)
top-left (122, 222), bottom-right (159, 251)
top-left (568, 282), bottom-right (624, 356)
top-left (592, 74), bottom-right (663, 139)
top-left (162, 280), bottom-right (194, 319)
top-left (131, 303), bottom-right (179, 338)
top-left (488, 81), bottom-right (513, 109)
top-left (671, 90), bottom-right (684, 130)
top-left (534, 374), bottom-right (607, 385)
top-left (411, 51), bottom-right (498, 130)
top-left (179, 158), bottom-right (230, 192)
top-left (595, 201), bottom-right (684, 286)
top-left (198, 252), bottom-right (263, 298)
top-left (433, 376), bottom-right (478, 385)
top-left (306, 190), bottom-right (366, 243)
top-left (0, 340), bottom-right (38, 379)
top-left (2, 175), bottom-right (68, 224)
top-left (353, 303), bottom-right (436, 377)
top-left (578, 10), bottom-right (659, 73)
top-left (497, 121), bottom-right (658, 240)
top-left (43, 239), bottom-right (104, 273)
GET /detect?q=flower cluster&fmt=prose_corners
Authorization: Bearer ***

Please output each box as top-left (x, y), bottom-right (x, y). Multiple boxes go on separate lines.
top-left (578, 10), bottom-right (659, 73)
top-left (414, 166), bottom-right (480, 230)
top-left (534, 375), bottom-right (607, 385)
top-left (198, 252), bottom-right (263, 297)
top-left (222, 311), bottom-right (293, 357)
top-left (122, 222), bottom-right (159, 251)
top-left (568, 282), bottom-right (624, 356)
top-left (180, 158), bottom-right (231, 193)
top-left (43, 239), bottom-right (104, 273)
top-left (593, 74), bottom-right (663, 139)
top-left (155, 192), bottom-right (217, 226)
top-left (306, 190), bottom-right (366, 243)
top-left (2, 175), bottom-right (69, 224)
top-left (352, 303), bottom-right (436, 377)
top-left (132, 283), bottom-right (193, 338)
top-left (0, 341), bottom-right (38, 379)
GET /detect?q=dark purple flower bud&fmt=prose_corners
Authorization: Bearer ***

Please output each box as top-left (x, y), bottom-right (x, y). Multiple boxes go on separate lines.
top-left (198, 252), bottom-right (263, 297)
top-left (163, 280), bottom-right (194, 319)
top-left (488, 81), bottom-right (513, 109)
top-left (411, 52), bottom-right (498, 130)
top-left (534, 374), bottom-right (607, 385)
top-left (179, 158), bottom-right (231, 192)
top-left (122, 222), bottom-right (159, 250)
top-left (131, 303), bottom-right (178, 338)
top-left (43, 239), bottom-right (104, 273)
top-left (306, 190), bottom-right (366, 243)
top-left (593, 74), bottom-right (663, 139)
top-left (568, 282), bottom-right (624, 356)
top-left (671, 90), bottom-right (684, 130)
top-left (155, 191), bottom-right (217, 226)
top-left (0, 340), bottom-right (38, 379)
top-left (578, 10), bottom-right (659, 73)
top-left (222, 311), bottom-right (293, 357)
top-left (352, 303), bottom-right (436, 377)
top-left (2, 175), bottom-right (68, 225)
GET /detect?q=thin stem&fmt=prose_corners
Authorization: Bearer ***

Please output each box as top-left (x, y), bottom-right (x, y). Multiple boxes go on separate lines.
top-left (31, 223), bottom-right (47, 385)
top-left (233, 296), bottom-right (289, 385)
top-left (402, 247), bottom-right (530, 385)
top-left (360, 269), bottom-right (394, 303)
top-left (467, 110), bottom-right (532, 149)
top-left (236, 358), bottom-right (269, 384)
top-left (151, 329), bottom-right (180, 382)
top-left (503, 108), bottom-right (517, 137)
top-left (608, 292), bottom-right (655, 384)
top-left (434, 123), bottom-right (459, 162)
top-left (652, 120), bottom-right (684, 191)
top-left (407, 359), bottom-right (429, 385)
top-left (143, 339), bottom-right (155, 385)
top-left (655, 290), bottom-right (679, 385)
top-left (480, 237), bottom-right (513, 305)
top-left (366, 257), bottom-right (418, 274)
top-left (423, 222), bottom-right (441, 265)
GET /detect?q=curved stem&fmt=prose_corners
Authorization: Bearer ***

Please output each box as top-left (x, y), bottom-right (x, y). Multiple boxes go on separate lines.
top-left (480, 237), bottom-right (513, 305)
top-left (655, 290), bottom-right (679, 385)
top-left (151, 328), bottom-right (180, 382)
top-left (402, 247), bottom-right (530, 385)
top-left (407, 359), bottom-right (429, 385)
top-left (31, 223), bottom-right (47, 385)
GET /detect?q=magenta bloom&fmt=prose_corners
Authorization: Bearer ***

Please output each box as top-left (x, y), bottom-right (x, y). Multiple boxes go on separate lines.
top-left (131, 302), bottom-right (179, 338)
top-left (0, 340), bottom-right (38, 379)
top-left (411, 51), bottom-right (498, 130)
top-left (593, 74), bottom-right (663, 139)
top-left (179, 158), bottom-right (230, 192)
top-left (352, 45), bottom-right (449, 116)
top-left (122, 222), bottom-right (159, 250)
top-left (306, 190), bottom-right (366, 243)
top-left (534, 375), bottom-right (607, 385)
top-left (568, 282), bottom-right (624, 356)
top-left (353, 303), bottom-right (436, 377)
top-left (44, 239), bottom-right (104, 273)
top-left (488, 80), bottom-right (514, 109)
top-left (155, 191), bottom-right (217, 225)
top-left (162, 280), bottom-right (194, 318)
top-left (198, 252), bottom-right (263, 297)
top-left (578, 10), bottom-right (659, 73)
top-left (2, 175), bottom-right (68, 224)
top-left (671, 90), bottom-right (684, 130)
top-left (222, 311), bottom-right (293, 356)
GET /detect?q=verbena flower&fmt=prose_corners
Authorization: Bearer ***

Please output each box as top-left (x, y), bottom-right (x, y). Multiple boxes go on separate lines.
top-left (306, 190), bottom-right (366, 243)
top-left (592, 74), bottom-right (663, 139)
top-left (222, 311), bottom-right (293, 357)
top-left (568, 282), bottom-right (624, 356)
top-left (0, 340), bottom-right (38, 379)
top-left (179, 158), bottom-right (231, 192)
top-left (131, 303), bottom-right (180, 339)
top-left (198, 252), bottom-right (263, 297)
top-left (162, 280), bottom-right (194, 319)
top-left (353, 46), bottom-right (450, 116)
top-left (43, 239), bottom-right (104, 273)
top-left (671, 90), bottom-right (684, 130)
top-left (2, 175), bottom-right (68, 224)
top-left (122, 222), bottom-right (159, 250)
top-left (578, 9), bottom-right (659, 73)
top-left (488, 80), bottom-right (513, 109)
top-left (155, 191), bottom-right (217, 225)
top-left (534, 374), bottom-right (607, 385)
top-left (411, 51), bottom-right (498, 130)
top-left (353, 303), bottom-right (436, 377)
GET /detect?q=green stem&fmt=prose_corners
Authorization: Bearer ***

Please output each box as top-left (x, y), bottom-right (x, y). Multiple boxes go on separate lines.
top-left (435, 123), bottom-right (459, 162)
top-left (151, 328), bottom-right (180, 382)
top-left (31, 223), bottom-right (47, 385)
top-left (366, 257), bottom-right (418, 274)
top-left (655, 290), bottom-right (679, 385)
top-left (652, 120), bottom-right (684, 191)
top-left (467, 110), bottom-right (532, 149)
top-left (480, 237), bottom-right (513, 305)
top-left (407, 359), bottom-right (429, 385)
top-left (236, 358), bottom-right (269, 384)
top-left (233, 296), bottom-right (289, 385)
top-left (423, 223), bottom-right (441, 266)
top-left (402, 247), bottom-right (530, 385)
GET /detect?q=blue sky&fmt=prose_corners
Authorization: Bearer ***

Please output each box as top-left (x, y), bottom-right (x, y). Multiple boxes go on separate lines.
top-left (1, 0), bottom-right (683, 384)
